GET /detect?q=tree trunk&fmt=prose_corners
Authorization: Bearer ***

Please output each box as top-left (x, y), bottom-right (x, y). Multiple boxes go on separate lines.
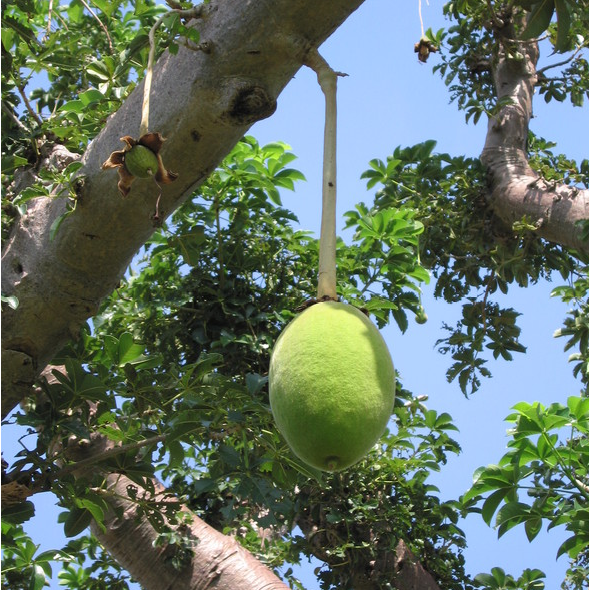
top-left (481, 22), bottom-right (589, 255)
top-left (1, 0), bottom-right (365, 418)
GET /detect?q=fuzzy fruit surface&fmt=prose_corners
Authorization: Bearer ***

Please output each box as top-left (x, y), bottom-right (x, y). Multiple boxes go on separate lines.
top-left (124, 145), bottom-right (159, 178)
top-left (269, 301), bottom-right (395, 472)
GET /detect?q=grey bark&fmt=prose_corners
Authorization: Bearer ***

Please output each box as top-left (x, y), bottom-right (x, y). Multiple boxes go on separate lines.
top-left (481, 24), bottom-right (589, 254)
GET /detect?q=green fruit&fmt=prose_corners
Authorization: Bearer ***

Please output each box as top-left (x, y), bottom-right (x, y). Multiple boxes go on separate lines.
top-left (124, 144), bottom-right (159, 178)
top-left (415, 310), bottom-right (428, 324)
top-left (269, 301), bottom-right (395, 472)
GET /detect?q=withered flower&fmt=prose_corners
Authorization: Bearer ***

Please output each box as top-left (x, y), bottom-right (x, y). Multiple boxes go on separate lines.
top-left (102, 132), bottom-right (178, 197)
top-left (414, 38), bottom-right (438, 63)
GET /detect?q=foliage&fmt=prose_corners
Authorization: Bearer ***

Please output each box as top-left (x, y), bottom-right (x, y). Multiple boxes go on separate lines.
top-left (1, 1), bottom-right (588, 590)
top-left (463, 397), bottom-right (589, 587)
top-left (1, 523), bottom-right (133, 590)
top-left (437, 1), bottom-right (589, 114)
top-left (2, 137), bottom-right (472, 589)
top-left (354, 139), bottom-right (584, 396)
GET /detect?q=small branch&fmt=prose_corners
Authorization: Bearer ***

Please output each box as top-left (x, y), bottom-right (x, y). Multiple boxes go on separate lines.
top-left (39, 434), bottom-right (167, 490)
top-left (79, 0), bottom-right (113, 54)
top-left (45, 0), bottom-right (54, 39)
top-left (17, 84), bottom-right (44, 128)
top-left (2, 102), bottom-right (30, 133)
top-left (305, 50), bottom-right (345, 301)
top-left (537, 47), bottom-right (584, 76)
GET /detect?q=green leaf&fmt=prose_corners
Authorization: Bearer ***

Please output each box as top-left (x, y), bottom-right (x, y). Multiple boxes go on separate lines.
top-left (496, 501), bottom-right (531, 536)
top-left (1, 154), bottom-right (29, 173)
top-left (30, 564), bottom-right (47, 590)
top-left (117, 332), bottom-right (145, 366)
top-left (63, 507), bottom-right (92, 537)
top-left (554, 0), bottom-right (571, 51)
top-left (67, 0), bottom-right (85, 23)
top-left (59, 100), bottom-right (85, 113)
top-left (79, 88), bottom-right (104, 106)
top-left (1, 500), bottom-right (35, 525)
top-left (521, 0), bottom-right (556, 40)
top-left (524, 515), bottom-right (543, 541)
top-left (481, 488), bottom-right (508, 526)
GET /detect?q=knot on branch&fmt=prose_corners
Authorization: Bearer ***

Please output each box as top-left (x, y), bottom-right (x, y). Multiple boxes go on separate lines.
top-left (224, 83), bottom-right (276, 126)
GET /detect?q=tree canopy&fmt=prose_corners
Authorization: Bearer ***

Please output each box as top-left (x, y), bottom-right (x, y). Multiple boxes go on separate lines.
top-left (1, 1), bottom-right (588, 590)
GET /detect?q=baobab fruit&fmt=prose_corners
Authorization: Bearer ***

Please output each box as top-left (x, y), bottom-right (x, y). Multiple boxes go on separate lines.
top-left (269, 301), bottom-right (395, 472)
top-left (124, 144), bottom-right (159, 178)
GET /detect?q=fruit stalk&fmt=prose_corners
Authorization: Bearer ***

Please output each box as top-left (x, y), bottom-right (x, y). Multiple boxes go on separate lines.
top-left (307, 51), bottom-right (338, 301)
top-left (139, 14), bottom-right (160, 137)
top-left (140, 6), bottom-right (206, 138)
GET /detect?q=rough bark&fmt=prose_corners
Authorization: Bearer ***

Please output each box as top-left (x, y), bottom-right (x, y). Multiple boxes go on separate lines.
top-left (393, 540), bottom-right (442, 590)
top-left (481, 23), bottom-right (589, 255)
top-left (1, 0), bottom-right (365, 418)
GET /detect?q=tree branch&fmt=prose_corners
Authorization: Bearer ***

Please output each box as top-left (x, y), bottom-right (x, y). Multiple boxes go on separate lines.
top-left (1, 0), bottom-right (366, 418)
top-left (90, 472), bottom-right (289, 590)
top-left (481, 24), bottom-right (589, 255)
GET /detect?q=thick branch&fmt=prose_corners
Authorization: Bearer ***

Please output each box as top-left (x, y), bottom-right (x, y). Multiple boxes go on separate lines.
top-left (91, 474), bottom-right (288, 590)
top-left (1, 0), bottom-right (365, 417)
top-left (481, 26), bottom-right (589, 255)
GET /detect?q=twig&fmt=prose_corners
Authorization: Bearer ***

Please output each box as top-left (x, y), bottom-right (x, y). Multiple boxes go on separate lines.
top-left (2, 102), bottom-right (30, 133)
top-left (480, 273), bottom-right (493, 336)
top-left (79, 0), bottom-right (113, 54)
top-left (46, 0), bottom-right (54, 39)
top-left (537, 47), bottom-right (584, 76)
top-left (17, 84), bottom-right (44, 127)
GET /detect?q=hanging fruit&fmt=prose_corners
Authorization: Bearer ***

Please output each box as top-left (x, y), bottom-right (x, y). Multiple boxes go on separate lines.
top-left (268, 51), bottom-right (395, 472)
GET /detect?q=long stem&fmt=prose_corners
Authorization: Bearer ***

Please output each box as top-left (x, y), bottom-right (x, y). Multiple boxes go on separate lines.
top-left (139, 15), bottom-right (160, 136)
top-left (140, 6), bottom-right (206, 137)
top-left (306, 51), bottom-right (338, 300)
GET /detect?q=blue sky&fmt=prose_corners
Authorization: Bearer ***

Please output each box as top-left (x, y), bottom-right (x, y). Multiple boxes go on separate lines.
top-left (3, 0), bottom-right (588, 588)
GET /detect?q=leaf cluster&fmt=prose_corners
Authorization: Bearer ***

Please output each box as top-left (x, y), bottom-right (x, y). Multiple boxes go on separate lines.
top-left (463, 397), bottom-right (589, 586)
top-left (2, 138), bottom-right (472, 589)
top-left (355, 139), bottom-right (583, 395)
top-left (436, 1), bottom-right (589, 117)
